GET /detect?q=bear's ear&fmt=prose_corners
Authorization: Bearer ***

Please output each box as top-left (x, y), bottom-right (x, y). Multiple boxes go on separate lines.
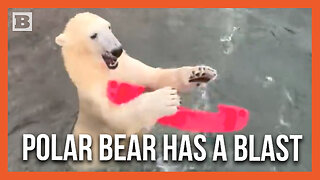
top-left (55, 33), bottom-right (67, 46)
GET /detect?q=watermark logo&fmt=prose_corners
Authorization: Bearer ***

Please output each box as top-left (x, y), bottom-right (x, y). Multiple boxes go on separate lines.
top-left (12, 12), bottom-right (32, 32)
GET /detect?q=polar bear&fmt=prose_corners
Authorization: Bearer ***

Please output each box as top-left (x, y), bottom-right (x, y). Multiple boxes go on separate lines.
top-left (55, 12), bottom-right (217, 170)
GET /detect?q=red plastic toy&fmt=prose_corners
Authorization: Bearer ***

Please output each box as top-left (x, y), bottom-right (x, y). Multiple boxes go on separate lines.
top-left (107, 80), bottom-right (249, 133)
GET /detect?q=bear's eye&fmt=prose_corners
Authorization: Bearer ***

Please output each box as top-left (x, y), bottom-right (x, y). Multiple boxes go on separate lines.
top-left (90, 33), bottom-right (97, 39)
top-left (108, 26), bottom-right (111, 30)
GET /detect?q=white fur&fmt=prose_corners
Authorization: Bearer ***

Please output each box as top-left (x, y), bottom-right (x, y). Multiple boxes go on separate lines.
top-left (56, 12), bottom-right (216, 170)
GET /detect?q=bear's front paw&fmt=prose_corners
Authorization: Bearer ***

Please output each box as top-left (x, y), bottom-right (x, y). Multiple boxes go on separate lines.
top-left (188, 65), bottom-right (217, 83)
top-left (151, 87), bottom-right (180, 117)
top-left (140, 87), bottom-right (180, 127)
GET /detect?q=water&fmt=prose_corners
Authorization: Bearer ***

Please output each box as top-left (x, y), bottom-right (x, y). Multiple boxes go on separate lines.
top-left (220, 26), bottom-right (240, 55)
top-left (193, 84), bottom-right (212, 111)
top-left (8, 8), bottom-right (311, 171)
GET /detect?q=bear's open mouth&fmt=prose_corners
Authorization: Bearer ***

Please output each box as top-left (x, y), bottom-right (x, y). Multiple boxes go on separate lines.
top-left (102, 51), bottom-right (118, 69)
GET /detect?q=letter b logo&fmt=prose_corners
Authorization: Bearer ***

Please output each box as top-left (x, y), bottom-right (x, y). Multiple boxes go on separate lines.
top-left (12, 12), bottom-right (32, 31)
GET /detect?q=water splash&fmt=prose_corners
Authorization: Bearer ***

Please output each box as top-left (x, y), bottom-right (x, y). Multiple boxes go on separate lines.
top-left (220, 26), bottom-right (240, 55)
top-left (255, 75), bottom-right (275, 88)
top-left (255, 75), bottom-right (293, 134)
top-left (263, 76), bottom-right (274, 88)
top-left (283, 88), bottom-right (294, 105)
top-left (156, 156), bottom-right (179, 172)
top-left (193, 85), bottom-right (211, 111)
top-left (278, 108), bottom-right (291, 128)
top-left (275, 87), bottom-right (295, 133)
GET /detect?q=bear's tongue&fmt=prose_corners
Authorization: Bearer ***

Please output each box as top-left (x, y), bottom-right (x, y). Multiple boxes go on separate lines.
top-left (102, 53), bottom-right (118, 70)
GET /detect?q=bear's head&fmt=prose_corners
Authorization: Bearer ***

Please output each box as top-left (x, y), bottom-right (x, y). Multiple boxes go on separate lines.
top-left (56, 12), bottom-right (123, 70)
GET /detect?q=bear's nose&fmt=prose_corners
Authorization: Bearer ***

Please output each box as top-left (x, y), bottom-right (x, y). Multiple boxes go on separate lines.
top-left (111, 46), bottom-right (123, 58)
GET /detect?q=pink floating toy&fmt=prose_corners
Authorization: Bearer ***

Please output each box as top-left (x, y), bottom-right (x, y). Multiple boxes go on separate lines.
top-left (107, 80), bottom-right (249, 133)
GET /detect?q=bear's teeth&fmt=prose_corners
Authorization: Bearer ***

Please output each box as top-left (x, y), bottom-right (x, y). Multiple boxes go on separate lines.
top-left (109, 61), bottom-right (118, 67)
top-left (112, 62), bottom-right (118, 66)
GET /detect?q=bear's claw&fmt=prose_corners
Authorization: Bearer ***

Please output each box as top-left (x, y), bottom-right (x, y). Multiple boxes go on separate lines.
top-left (188, 65), bottom-right (217, 83)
